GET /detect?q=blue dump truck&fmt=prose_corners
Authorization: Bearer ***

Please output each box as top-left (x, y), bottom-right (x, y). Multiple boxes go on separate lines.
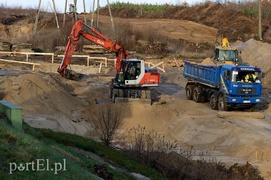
top-left (183, 60), bottom-right (264, 111)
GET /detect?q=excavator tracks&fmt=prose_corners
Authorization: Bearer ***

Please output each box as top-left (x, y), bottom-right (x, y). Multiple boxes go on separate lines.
top-left (110, 88), bottom-right (152, 105)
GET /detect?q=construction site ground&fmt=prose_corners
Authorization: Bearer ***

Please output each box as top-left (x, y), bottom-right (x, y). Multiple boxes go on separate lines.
top-left (1, 5), bottom-right (271, 179)
top-left (0, 42), bottom-right (271, 178)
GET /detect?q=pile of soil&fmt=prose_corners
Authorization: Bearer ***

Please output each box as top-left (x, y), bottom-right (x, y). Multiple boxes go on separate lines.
top-left (100, 3), bottom-right (266, 42)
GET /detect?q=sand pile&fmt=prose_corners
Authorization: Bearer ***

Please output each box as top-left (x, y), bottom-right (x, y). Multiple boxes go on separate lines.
top-left (200, 57), bottom-right (216, 65)
top-left (233, 39), bottom-right (271, 73)
top-left (0, 70), bottom-right (93, 135)
top-left (0, 72), bottom-right (84, 115)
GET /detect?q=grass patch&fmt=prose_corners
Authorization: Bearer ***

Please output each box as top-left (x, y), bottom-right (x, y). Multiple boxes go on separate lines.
top-left (0, 119), bottom-right (164, 179)
top-left (31, 128), bottom-right (164, 179)
top-left (0, 120), bottom-right (96, 179)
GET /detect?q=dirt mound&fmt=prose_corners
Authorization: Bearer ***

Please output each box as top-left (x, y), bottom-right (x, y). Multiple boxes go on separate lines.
top-left (0, 72), bottom-right (82, 114)
top-left (0, 68), bottom-right (94, 135)
top-left (200, 57), bottom-right (216, 65)
top-left (0, 3), bottom-right (266, 56)
top-left (108, 7), bottom-right (139, 18)
top-left (100, 3), bottom-right (260, 42)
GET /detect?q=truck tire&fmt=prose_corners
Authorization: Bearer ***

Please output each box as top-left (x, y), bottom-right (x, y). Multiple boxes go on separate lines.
top-left (186, 85), bottom-right (194, 100)
top-left (192, 87), bottom-right (202, 103)
top-left (218, 94), bottom-right (228, 111)
top-left (210, 94), bottom-right (218, 110)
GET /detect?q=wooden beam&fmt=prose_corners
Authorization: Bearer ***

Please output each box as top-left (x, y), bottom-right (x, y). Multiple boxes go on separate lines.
top-left (0, 59), bottom-right (41, 71)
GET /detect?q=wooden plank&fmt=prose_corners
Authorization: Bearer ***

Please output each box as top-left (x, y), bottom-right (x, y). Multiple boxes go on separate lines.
top-left (0, 52), bottom-right (55, 63)
top-left (99, 62), bottom-right (103, 73)
top-left (0, 59), bottom-right (41, 71)
top-left (145, 61), bottom-right (165, 72)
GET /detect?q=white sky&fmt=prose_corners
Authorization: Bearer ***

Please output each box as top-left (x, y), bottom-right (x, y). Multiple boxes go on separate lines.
top-left (0, 0), bottom-right (202, 13)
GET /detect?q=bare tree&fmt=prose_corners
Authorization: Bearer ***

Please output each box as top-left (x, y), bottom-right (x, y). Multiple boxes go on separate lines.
top-left (91, 104), bottom-right (123, 146)
top-left (124, 125), bottom-right (178, 165)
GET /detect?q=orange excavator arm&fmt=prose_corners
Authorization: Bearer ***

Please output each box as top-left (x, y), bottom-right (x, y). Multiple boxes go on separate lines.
top-left (58, 20), bottom-right (129, 78)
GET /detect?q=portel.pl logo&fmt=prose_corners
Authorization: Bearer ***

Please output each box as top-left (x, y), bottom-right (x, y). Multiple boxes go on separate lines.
top-left (9, 159), bottom-right (66, 175)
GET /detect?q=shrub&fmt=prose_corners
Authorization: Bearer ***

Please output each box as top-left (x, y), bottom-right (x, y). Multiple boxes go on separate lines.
top-left (89, 104), bottom-right (124, 146)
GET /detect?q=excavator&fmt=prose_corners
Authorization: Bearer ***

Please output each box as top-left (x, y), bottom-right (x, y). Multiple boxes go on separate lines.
top-left (214, 38), bottom-right (239, 65)
top-left (57, 20), bottom-right (160, 104)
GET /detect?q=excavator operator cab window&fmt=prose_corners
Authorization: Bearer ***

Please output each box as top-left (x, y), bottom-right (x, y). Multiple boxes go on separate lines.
top-left (217, 50), bottom-right (238, 63)
top-left (125, 62), bottom-right (140, 80)
top-left (219, 50), bottom-right (230, 61)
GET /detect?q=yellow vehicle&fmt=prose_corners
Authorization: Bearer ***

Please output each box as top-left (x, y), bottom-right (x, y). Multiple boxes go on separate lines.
top-left (214, 38), bottom-right (239, 65)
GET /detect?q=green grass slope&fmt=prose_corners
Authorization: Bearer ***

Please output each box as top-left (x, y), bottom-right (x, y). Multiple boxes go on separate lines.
top-left (0, 120), bottom-right (99, 179)
top-left (0, 119), bottom-right (164, 179)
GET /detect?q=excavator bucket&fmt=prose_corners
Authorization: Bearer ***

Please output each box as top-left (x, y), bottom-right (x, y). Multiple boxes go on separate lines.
top-left (63, 69), bottom-right (84, 81)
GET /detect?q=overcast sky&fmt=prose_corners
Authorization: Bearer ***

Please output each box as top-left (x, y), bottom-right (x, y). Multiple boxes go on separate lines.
top-left (0, 0), bottom-right (202, 13)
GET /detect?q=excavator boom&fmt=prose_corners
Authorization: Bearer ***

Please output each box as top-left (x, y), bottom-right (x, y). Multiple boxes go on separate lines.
top-left (58, 20), bottom-right (129, 78)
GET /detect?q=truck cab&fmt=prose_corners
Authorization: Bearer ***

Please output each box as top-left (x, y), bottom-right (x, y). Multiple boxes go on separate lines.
top-left (220, 65), bottom-right (263, 109)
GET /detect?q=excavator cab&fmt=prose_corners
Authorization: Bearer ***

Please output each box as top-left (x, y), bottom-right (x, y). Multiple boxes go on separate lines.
top-left (214, 49), bottom-right (238, 64)
top-left (117, 59), bottom-right (143, 84)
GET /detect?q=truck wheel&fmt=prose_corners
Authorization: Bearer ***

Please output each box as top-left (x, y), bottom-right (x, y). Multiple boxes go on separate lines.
top-left (192, 87), bottom-right (202, 103)
top-left (210, 94), bottom-right (218, 110)
top-left (218, 94), bottom-right (228, 111)
top-left (186, 85), bottom-right (194, 100)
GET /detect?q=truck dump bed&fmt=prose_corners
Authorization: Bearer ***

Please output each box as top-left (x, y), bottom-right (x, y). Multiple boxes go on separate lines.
top-left (183, 60), bottom-right (220, 87)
